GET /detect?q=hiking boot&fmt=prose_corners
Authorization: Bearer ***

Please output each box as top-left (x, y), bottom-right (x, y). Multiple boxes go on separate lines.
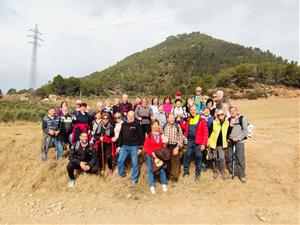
top-left (183, 172), bottom-right (189, 178)
top-left (221, 173), bottom-right (227, 180)
top-left (162, 184), bottom-right (168, 193)
top-left (99, 170), bottom-right (105, 176)
top-left (201, 163), bottom-right (207, 172)
top-left (69, 179), bottom-right (75, 188)
top-left (150, 186), bottom-right (156, 194)
top-left (170, 180), bottom-right (177, 188)
top-left (213, 172), bottom-right (218, 179)
top-left (201, 167), bottom-right (207, 172)
top-left (195, 175), bottom-right (200, 183)
top-left (239, 177), bottom-right (246, 183)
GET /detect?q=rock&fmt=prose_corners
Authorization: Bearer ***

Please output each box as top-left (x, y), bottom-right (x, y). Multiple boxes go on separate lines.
top-left (29, 201), bottom-right (35, 206)
top-left (1, 193), bottom-right (6, 197)
top-left (55, 205), bottom-right (63, 211)
top-left (28, 194), bottom-right (33, 197)
top-left (48, 203), bottom-right (57, 208)
top-left (41, 98), bottom-right (49, 102)
top-left (93, 207), bottom-right (98, 211)
top-left (255, 209), bottom-right (271, 222)
top-left (126, 193), bottom-right (132, 199)
top-left (48, 94), bottom-right (57, 102)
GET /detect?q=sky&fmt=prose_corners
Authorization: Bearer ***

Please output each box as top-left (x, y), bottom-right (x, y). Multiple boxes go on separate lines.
top-left (0, 0), bottom-right (299, 93)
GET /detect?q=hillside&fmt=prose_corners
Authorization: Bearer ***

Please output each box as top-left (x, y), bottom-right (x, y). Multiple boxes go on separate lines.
top-left (36, 32), bottom-right (300, 96)
top-left (0, 98), bottom-right (299, 223)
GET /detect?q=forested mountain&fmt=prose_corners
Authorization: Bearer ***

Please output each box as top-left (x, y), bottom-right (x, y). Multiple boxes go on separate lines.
top-left (36, 32), bottom-right (300, 96)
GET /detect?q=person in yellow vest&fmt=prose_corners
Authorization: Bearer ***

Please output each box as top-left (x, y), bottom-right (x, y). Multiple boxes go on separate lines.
top-left (208, 109), bottom-right (229, 180)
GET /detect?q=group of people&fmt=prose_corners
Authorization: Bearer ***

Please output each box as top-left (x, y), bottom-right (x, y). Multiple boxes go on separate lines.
top-left (41, 87), bottom-right (249, 194)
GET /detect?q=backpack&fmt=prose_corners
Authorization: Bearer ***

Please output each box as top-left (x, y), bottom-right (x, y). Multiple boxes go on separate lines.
top-left (231, 115), bottom-right (254, 140)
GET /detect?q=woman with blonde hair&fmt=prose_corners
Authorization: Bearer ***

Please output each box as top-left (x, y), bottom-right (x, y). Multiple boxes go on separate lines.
top-left (208, 109), bottom-right (229, 180)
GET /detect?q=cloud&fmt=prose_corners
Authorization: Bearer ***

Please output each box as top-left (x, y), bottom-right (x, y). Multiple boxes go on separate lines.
top-left (0, 0), bottom-right (298, 93)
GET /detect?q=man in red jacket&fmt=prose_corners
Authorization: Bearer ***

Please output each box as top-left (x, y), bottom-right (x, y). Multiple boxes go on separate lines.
top-left (182, 104), bottom-right (208, 182)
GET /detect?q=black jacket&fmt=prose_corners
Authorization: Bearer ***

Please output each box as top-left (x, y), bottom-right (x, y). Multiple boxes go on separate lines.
top-left (117, 121), bottom-right (143, 147)
top-left (69, 141), bottom-right (97, 167)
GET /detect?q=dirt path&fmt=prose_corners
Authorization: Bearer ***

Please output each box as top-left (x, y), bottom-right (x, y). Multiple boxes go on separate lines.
top-left (0, 97), bottom-right (299, 224)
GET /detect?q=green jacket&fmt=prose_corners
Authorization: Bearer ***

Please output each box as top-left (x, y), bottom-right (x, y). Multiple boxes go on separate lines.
top-left (209, 119), bottom-right (229, 149)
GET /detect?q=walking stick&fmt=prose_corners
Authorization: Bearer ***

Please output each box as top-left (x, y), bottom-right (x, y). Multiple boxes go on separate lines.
top-left (101, 135), bottom-right (105, 173)
top-left (232, 142), bottom-right (236, 179)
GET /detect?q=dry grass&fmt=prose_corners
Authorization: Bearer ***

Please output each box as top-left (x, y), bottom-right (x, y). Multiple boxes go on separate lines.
top-left (0, 97), bottom-right (299, 224)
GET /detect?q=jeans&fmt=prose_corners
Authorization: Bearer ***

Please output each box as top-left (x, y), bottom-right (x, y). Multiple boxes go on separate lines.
top-left (117, 145), bottom-right (139, 182)
top-left (41, 135), bottom-right (64, 161)
top-left (183, 140), bottom-right (203, 176)
top-left (146, 155), bottom-right (167, 187)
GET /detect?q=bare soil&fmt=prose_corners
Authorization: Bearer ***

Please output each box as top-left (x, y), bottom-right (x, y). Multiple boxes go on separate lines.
top-left (0, 97), bottom-right (299, 224)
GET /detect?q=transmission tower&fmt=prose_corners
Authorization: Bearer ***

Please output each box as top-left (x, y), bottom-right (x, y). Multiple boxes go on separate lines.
top-left (27, 24), bottom-right (43, 97)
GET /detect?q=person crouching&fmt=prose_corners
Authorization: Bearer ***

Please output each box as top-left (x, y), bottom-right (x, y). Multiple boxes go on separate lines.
top-left (67, 132), bottom-right (98, 188)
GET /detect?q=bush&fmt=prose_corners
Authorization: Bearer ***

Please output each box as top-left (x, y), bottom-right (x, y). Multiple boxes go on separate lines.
top-left (244, 91), bottom-right (258, 100)
top-left (0, 100), bottom-right (55, 122)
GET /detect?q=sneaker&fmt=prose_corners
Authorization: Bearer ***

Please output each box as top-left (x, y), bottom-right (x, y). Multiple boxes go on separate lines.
top-left (239, 177), bottom-right (246, 183)
top-left (41, 152), bottom-right (47, 161)
top-left (69, 179), bottom-right (75, 188)
top-left (131, 181), bottom-right (138, 186)
top-left (195, 175), bottom-right (200, 183)
top-left (213, 172), bottom-right (218, 179)
top-left (150, 186), bottom-right (156, 194)
top-left (162, 184), bottom-right (168, 192)
top-left (108, 169), bottom-right (113, 176)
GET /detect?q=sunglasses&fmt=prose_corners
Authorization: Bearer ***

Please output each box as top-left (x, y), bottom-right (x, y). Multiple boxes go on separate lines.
top-left (217, 113), bottom-right (224, 116)
top-left (102, 117), bottom-right (109, 120)
top-left (115, 117), bottom-right (121, 119)
top-left (196, 90), bottom-right (201, 92)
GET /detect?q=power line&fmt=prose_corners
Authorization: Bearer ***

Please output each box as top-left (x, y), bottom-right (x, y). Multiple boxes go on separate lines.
top-left (47, 0), bottom-right (243, 34)
top-left (28, 24), bottom-right (43, 97)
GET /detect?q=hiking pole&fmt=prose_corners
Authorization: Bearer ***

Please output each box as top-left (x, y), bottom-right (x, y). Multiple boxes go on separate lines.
top-left (101, 135), bottom-right (105, 174)
top-left (232, 142), bottom-right (236, 179)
